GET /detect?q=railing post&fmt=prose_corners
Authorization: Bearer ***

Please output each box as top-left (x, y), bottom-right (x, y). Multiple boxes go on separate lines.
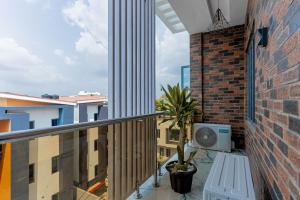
top-left (136, 180), bottom-right (143, 199)
top-left (158, 162), bottom-right (163, 176)
top-left (153, 119), bottom-right (160, 188)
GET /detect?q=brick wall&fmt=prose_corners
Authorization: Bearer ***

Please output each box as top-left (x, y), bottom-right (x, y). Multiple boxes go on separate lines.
top-left (245, 0), bottom-right (300, 200)
top-left (190, 25), bottom-right (246, 148)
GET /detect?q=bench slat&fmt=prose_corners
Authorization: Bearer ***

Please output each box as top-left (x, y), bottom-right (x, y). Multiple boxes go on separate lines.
top-left (203, 152), bottom-right (256, 200)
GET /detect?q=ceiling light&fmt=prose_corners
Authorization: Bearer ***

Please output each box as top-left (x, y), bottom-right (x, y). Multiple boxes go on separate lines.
top-left (208, 0), bottom-right (229, 31)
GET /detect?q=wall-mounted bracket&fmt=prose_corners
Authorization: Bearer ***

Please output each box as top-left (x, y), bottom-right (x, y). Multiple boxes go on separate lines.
top-left (258, 27), bottom-right (268, 47)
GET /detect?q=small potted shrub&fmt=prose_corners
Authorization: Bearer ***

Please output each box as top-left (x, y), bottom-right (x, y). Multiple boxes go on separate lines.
top-left (159, 84), bottom-right (198, 194)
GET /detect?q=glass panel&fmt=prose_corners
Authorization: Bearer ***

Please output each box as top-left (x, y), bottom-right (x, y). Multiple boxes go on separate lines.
top-left (0, 114), bottom-right (159, 200)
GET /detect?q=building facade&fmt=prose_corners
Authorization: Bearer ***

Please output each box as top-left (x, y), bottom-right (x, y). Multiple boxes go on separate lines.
top-left (0, 92), bottom-right (108, 200)
top-left (189, 1), bottom-right (300, 199)
top-left (0, 92), bottom-right (74, 200)
top-left (244, 1), bottom-right (300, 199)
top-left (157, 117), bottom-right (192, 164)
top-left (157, 0), bottom-right (300, 199)
top-left (59, 92), bottom-right (108, 195)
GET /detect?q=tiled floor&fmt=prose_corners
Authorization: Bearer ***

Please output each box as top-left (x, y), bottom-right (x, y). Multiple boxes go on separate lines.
top-left (128, 146), bottom-right (218, 200)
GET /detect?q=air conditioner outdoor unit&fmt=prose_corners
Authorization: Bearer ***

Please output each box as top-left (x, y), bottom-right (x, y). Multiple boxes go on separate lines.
top-left (192, 123), bottom-right (231, 152)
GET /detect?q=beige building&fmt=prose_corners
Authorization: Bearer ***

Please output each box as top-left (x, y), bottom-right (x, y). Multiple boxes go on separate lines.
top-left (0, 92), bottom-right (75, 200)
top-left (60, 92), bottom-right (108, 195)
top-left (157, 117), bottom-right (191, 164)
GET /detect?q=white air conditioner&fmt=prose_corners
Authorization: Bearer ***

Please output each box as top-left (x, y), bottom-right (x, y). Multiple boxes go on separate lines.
top-left (192, 123), bottom-right (231, 152)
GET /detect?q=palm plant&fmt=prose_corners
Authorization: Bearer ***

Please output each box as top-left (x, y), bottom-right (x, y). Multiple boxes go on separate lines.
top-left (160, 84), bottom-right (198, 172)
top-left (155, 95), bottom-right (167, 111)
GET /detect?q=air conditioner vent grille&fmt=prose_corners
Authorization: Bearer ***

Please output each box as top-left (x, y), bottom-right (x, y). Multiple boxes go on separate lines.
top-left (195, 127), bottom-right (217, 148)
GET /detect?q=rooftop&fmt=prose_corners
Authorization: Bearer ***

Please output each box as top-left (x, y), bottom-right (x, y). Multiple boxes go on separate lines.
top-left (0, 92), bottom-right (75, 106)
top-left (59, 94), bottom-right (107, 104)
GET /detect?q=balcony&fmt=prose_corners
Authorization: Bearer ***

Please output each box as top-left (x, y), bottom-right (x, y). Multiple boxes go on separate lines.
top-left (0, 0), bottom-right (300, 199)
top-left (0, 113), bottom-right (161, 200)
top-left (128, 147), bottom-right (219, 200)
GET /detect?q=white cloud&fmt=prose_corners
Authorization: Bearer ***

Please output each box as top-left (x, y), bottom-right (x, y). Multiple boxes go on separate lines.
top-left (75, 32), bottom-right (106, 56)
top-left (155, 18), bottom-right (190, 97)
top-left (0, 38), bottom-right (42, 70)
top-left (64, 56), bottom-right (76, 65)
top-left (53, 48), bottom-right (76, 65)
top-left (63, 0), bottom-right (108, 56)
top-left (53, 49), bottom-right (64, 57)
top-left (24, 0), bottom-right (38, 3)
top-left (0, 38), bottom-right (65, 85)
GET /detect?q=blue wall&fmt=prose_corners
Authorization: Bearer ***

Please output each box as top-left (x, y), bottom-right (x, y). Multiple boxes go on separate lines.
top-left (0, 105), bottom-right (74, 132)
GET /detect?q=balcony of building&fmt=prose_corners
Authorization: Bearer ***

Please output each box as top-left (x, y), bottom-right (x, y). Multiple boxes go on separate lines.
top-left (0, 0), bottom-right (300, 200)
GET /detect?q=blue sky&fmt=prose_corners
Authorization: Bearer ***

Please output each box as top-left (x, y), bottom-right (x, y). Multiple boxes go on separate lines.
top-left (0, 0), bottom-right (189, 97)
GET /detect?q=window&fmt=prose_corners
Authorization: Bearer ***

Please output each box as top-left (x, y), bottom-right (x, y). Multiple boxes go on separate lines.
top-left (29, 164), bottom-right (34, 184)
top-left (160, 148), bottom-right (164, 156)
top-left (157, 129), bottom-right (160, 138)
top-left (247, 36), bottom-right (255, 122)
top-left (95, 165), bottom-right (99, 177)
top-left (52, 156), bottom-right (59, 174)
top-left (168, 129), bottom-right (180, 141)
top-left (166, 149), bottom-right (170, 157)
top-left (0, 145), bottom-right (2, 160)
top-left (181, 65), bottom-right (190, 91)
top-left (51, 119), bottom-right (59, 127)
top-left (94, 139), bottom-right (98, 151)
top-left (52, 193), bottom-right (59, 200)
top-left (94, 113), bottom-right (98, 121)
top-left (29, 121), bottom-right (35, 129)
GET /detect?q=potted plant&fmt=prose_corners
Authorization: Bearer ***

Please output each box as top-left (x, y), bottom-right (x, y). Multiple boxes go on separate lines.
top-left (159, 84), bottom-right (198, 194)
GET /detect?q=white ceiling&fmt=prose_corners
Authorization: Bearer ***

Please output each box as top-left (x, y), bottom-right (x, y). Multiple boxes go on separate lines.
top-left (156, 0), bottom-right (248, 34)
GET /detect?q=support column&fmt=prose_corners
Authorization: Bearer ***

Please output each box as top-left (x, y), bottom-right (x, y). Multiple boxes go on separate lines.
top-left (108, 0), bottom-right (156, 199)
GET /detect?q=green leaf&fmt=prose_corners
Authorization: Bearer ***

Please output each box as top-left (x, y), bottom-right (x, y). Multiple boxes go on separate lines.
top-left (156, 84), bottom-right (202, 171)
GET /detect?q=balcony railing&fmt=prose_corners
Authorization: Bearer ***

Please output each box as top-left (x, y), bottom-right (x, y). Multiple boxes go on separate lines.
top-left (0, 112), bottom-right (162, 200)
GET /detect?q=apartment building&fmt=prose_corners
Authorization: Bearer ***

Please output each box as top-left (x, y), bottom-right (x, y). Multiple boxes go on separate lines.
top-left (157, 116), bottom-right (192, 164)
top-left (0, 92), bottom-right (74, 200)
top-left (59, 92), bottom-right (108, 194)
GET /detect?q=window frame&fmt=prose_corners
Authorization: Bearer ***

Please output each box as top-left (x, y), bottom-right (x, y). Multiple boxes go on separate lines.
top-left (156, 129), bottom-right (160, 138)
top-left (159, 147), bottom-right (164, 156)
top-left (29, 121), bottom-right (35, 129)
top-left (166, 149), bottom-right (170, 157)
top-left (94, 113), bottom-right (98, 121)
top-left (52, 193), bottom-right (59, 200)
top-left (94, 139), bottom-right (98, 151)
top-left (29, 163), bottom-right (35, 184)
top-left (166, 128), bottom-right (180, 144)
top-left (51, 119), bottom-right (59, 127)
top-left (0, 144), bottom-right (2, 161)
top-left (247, 35), bottom-right (256, 123)
top-left (94, 164), bottom-right (99, 177)
top-left (51, 156), bottom-right (59, 174)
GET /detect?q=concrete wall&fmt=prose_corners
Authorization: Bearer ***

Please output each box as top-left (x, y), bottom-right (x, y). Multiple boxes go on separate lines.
top-left (0, 108), bottom-right (29, 200)
top-left (25, 108), bottom-right (60, 200)
top-left (87, 104), bottom-right (98, 122)
top-left (74, 103), bottom-right (108, 189)
top-left (0, 105), bottom-right (74, 200)
top-left (87, 128), bottom-right (99, 182)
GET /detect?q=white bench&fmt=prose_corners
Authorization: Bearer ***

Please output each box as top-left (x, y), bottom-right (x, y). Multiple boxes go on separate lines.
top-left (203, 152), bottom-right (256, 200)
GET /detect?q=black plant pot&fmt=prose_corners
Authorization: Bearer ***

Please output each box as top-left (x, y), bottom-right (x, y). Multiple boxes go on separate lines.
top-left (166, 160), bottom-right (197, 194)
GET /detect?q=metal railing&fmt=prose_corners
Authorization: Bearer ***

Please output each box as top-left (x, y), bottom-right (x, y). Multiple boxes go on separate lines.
top-left (0, 112), bottom-right (163, 200)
